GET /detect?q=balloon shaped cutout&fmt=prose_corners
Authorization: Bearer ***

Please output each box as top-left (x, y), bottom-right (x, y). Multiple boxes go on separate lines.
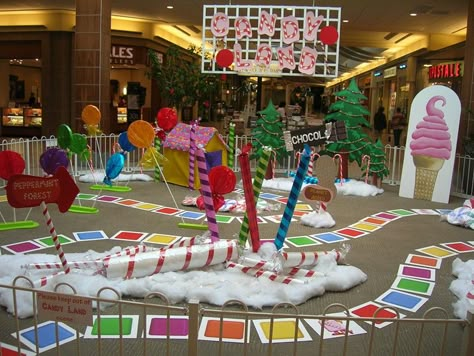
top-left (40, 147), bottom-right (69, 175)
top-left (118, 131), bottom-right (136, 153)
top-left (156, 107), bottom-right (178, 131)
top-left (128, 120), bottom-right (155, 148)
top-left (103, 152), bottom-right (125, 186)
top-left (81, 105), bottom-right (101, 125)
top-left (57, 124), bottom-right (73, 150)
top-left (0, 150), bottom-right (25, 180)
top-left (209, 166), bottom-right (236, 195)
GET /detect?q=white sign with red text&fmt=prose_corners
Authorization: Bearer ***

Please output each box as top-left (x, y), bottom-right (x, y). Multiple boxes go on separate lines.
top-left (202, 5), bottom-right (341, 77)
top-left (37, 291), bottom-right (93, 326)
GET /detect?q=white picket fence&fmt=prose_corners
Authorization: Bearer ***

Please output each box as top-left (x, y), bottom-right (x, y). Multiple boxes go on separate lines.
top-left (1, 134), bottom-right (473, 198)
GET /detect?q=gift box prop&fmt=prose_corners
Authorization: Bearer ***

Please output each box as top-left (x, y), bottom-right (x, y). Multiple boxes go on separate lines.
top-left (162, 123), bottom-right (228, 189)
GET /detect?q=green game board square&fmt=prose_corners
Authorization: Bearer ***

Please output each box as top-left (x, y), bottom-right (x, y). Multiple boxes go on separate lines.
top-left (215, 215), bottom-right (233, 223)
top-left (91, 317), bottom-right (133, 335)
top-left (287, 236), bottom-right (318, 246)
top-left (389, 209), bottom-right (416, 216)
top-left (398, 278), bottom-right (430, 293)
top-left (37, 234), bottom-right (74, 247)
top-left (77, 193), bottom-right (97, 200)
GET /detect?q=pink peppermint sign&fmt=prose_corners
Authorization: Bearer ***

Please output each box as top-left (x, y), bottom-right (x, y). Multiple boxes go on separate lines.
top-left (202, 5), bottom-right (341, 78)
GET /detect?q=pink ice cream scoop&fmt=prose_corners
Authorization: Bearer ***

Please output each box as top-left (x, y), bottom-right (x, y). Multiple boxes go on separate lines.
top-left (410, 95), bottom-right (452, 160)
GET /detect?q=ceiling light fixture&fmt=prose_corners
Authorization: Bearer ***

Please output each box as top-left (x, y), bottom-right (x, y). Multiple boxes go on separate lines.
top-left (167, 6), bottom-right (174, 10)
top-left (343, 19), bottom-right (349, 23)
top-left (409, 13), bottom-right (417, 16)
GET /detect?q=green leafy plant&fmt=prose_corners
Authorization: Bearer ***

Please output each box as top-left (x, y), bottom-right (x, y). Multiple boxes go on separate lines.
top-left (147, 45), bottom-right (216, 114)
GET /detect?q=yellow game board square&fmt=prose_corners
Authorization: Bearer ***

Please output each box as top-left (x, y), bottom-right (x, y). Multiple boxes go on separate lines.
top-left (145, 234), bottom-right (179, 244)
top-left (260, 320), bottom-right (303, 339)
top-left (135, 203), bottom-right (162, 210)
top-left (351, 223), bottom-right (379, 232)
top-left (295, 204), bottom-right (313, 211)
top-left (419, 246), bottom-right (454, 258)
top-left (0, 195), bottom-right (7, 202)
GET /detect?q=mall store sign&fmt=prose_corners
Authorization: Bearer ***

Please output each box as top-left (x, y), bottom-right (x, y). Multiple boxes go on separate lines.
top-left (202, 5), bottom-right (341, 78)
top-left (428, 61), bottom-right (464, 80)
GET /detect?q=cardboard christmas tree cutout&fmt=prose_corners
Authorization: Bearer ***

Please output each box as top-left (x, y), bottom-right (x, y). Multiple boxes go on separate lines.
top-left (323, 78), bottom-right (372, 175)
top-left (363, 139), bottom-right (390, 186)
top-left (251, 99), bottom-right (287, 162)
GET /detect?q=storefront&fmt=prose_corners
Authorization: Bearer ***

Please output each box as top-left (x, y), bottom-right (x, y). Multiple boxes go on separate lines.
top-left (425, 60), bottom-right (464, 95)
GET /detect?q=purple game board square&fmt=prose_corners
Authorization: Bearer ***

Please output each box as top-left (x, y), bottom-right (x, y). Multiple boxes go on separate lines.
top-left (149, 317), bottom-right (188, 336)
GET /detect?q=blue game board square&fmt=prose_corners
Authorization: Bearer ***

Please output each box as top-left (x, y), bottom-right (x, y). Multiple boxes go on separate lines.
top-left (310, 232), bottom-right (347, 243)
top-left (178, 211), bottom-right (205, 220)
top-left (259, 193), bottom-right (282, 199)
top-left (73, 230), bottom-right (108, 241)
top-left (22, 322), bottom-right (74, 348)
top-left (382, 291), bottom-right (421, 309)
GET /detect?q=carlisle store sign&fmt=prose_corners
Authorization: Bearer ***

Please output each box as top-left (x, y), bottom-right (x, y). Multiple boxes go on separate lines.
top-left (428, 61), bottom-right (464, 80)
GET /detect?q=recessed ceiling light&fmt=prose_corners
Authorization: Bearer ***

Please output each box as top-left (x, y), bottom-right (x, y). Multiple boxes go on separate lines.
top-left (343, 19), bottom-right (349, 23)
top-left (409, 13), bottom-right (417, 16)
top-left (167, 6), bottom-right (174, 10)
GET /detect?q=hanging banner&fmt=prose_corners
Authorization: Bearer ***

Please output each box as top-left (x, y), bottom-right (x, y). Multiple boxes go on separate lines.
top-left (202, 5), bottom-right (341, 78)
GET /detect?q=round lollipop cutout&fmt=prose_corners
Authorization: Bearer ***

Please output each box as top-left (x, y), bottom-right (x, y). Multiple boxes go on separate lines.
top-left (81, 105), bottom-right (101, 125)
top-left (0, 151), bottom-right (25, 180)
top-left (127, 120), bottom-right (155, 148)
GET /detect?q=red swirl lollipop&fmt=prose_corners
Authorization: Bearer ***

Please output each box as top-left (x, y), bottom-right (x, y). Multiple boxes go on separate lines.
top-left (0, 151), bottom-right (25, 180)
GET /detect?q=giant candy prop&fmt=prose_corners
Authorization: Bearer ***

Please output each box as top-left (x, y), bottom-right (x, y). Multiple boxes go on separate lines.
top-left (105, 239), bottom-right (238, 279)
top-left (274, 144), bottom-right (311, 250)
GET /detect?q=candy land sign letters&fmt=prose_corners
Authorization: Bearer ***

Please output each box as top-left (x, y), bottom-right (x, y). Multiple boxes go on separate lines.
top-left (202, 5), bottom-right (341, 77)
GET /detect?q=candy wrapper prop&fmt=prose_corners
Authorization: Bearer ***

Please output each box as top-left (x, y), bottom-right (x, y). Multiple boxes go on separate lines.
top-left (105, 239), bottom-right (238, 279)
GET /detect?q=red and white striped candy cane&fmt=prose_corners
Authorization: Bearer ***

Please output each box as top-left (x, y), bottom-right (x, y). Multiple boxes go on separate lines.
top-left (333, 154), bottom-right (343, 185)
top-left (32, 270), bottom-right (68, 288)
top-left (307, 149), bottom-right (320, 177)
top-left (281, 250), bottom-right (341, 268)
top-left (287, 267), bottom-right (325, 278)
top-left (25, 260), bottom-right (103, 271)
top-left (295, 151), bottom-right (301, 170)
top-left (319, 201), bottom-right (327, 214)
top-left (362, 155), bottom-right (371, 183)
top-left (41, 201), bottom-right (70, 274)
top-left (102, 245), bottom-right (150, 267)
top-left (226, 262), bottom-right (305, 284)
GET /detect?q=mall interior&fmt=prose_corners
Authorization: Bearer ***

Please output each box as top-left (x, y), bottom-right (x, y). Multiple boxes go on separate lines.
top-left (0, 1), bottom-right (472, 154)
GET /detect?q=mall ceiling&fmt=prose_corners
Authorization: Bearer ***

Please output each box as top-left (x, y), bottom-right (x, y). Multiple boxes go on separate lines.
top-left (1, 0), bottom-right (470, 82)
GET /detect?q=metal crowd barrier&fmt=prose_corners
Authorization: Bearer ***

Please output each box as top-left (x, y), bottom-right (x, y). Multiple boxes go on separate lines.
top-left (0, 280), bottom-right (472, 356)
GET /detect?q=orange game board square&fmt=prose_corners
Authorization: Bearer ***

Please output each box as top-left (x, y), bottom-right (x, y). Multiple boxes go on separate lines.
top-left (410, 255), bottom-right (438, 268)
top-left (204, 320), bottom-right (244, 339)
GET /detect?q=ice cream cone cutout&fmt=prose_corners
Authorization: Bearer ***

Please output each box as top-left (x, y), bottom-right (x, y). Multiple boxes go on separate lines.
top-left (399, 85), bottom-right (461, 203)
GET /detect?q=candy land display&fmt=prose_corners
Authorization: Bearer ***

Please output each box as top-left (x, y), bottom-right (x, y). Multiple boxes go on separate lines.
top-left (0, 144), bottom-right (368, 317)
top-left (0, 150), bottom-right (39, 231)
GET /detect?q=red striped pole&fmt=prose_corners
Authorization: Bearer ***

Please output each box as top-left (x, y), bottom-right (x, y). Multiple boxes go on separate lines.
top-left (41, 201), bottom-right (70, 274)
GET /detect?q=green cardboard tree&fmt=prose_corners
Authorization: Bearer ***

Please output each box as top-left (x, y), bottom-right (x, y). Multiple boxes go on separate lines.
top-left (323, 78), bottom-right (372, 176)
top-left (251, 100), bottom-right (287, 178)
top-left (362, 139), bottom-right (390, 186)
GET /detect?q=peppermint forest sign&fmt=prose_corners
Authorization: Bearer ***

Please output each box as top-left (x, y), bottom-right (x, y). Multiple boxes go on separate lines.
top-left (202, 5), bottom-right (341, 78)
